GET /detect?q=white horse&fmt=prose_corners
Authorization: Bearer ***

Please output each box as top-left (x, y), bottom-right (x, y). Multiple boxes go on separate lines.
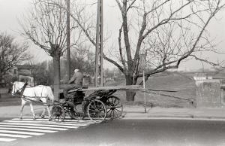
top-left (11, 81), bottom-right (54, 120)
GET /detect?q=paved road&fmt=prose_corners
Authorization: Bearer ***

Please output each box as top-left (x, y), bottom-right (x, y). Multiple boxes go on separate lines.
top-left (1, 118), bottom-right (225, 146)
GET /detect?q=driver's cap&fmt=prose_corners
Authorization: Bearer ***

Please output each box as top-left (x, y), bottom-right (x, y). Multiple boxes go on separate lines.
top-left (74, 69), bottom-right (79, 72)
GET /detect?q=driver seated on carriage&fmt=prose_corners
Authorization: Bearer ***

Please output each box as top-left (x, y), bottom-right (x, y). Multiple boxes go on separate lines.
top-left (63, 68), bottom-right (84, 99)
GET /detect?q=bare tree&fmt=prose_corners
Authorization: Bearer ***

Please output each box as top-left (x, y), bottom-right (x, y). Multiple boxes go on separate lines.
top-left (20, 0), bottom-right (78, 100)
top-left (70, 45), bottom-right (95, 75)
top-left (0, 33), bottom-right (31, 85)
top-left (49, 0), bottom-right (225, 101)
top-left (60, 44), bottom-right (95, 83)
top-left (108, 0), bottom-right (225, 101)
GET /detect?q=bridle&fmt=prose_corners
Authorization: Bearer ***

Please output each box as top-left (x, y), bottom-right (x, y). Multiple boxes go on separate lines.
top-left (12, 82), bottom-right (28, 96)
top-left (12, 84), bottom-right (22, 95)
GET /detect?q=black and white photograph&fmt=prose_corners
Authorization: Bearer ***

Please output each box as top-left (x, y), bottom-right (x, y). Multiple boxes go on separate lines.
top-left (1, 0), bottom-right (225, 145)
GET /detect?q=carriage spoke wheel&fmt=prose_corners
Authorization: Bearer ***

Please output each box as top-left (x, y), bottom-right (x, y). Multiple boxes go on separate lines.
top-left (67, 107), bottom-right (76, 119)
top-left (87, 99), bottom-right (106, 121)
top-left (64, 101), bottom-right (76, 120)
top-left (51, 104), bottom-right (65, 122)
top-left (106, 96), bottom-right (123, 119)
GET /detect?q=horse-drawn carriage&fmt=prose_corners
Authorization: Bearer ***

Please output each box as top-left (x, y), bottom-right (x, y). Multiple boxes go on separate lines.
top-left (11, 81), bottom-right (124, 122)
top-left (51, 88), bottom-right (123, 121)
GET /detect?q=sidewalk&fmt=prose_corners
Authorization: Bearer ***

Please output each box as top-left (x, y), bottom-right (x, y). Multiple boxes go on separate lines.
top-left (1, 105), bottom-right (225, 120)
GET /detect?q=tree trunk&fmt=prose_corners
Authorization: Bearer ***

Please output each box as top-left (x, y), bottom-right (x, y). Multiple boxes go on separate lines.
top-left (0, 71), bottom-right (2, 84)
top-left (52, 50), bottom-right (61, 101)
top-left (125, 74), bottom-right (136, 101)
top-left (0, 63), bottom-right (2, 85)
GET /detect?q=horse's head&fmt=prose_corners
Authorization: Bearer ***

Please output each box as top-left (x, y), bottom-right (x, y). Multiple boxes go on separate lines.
top-left (46, 86), bottom-right (55, 102)
top-left (11, 81), bottom-right (27, 96)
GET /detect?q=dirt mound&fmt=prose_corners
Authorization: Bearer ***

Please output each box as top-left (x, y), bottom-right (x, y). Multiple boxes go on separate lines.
top-left (137, 72), bottom-right (196, 108)
top-left (114, 72), bottom-right (196, 108)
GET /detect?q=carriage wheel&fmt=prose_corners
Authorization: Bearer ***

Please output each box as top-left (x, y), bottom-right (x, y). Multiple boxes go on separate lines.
top-left (106, 96), bottom-right (123, 119)
top-left (51, 104), bottom-right (65, 122)
top-left (64, 101), bottom-right (76, 120)
top-left (67, 106), bottom-right (76, 119)
top-left (87, 99), bottom-right (106, 121)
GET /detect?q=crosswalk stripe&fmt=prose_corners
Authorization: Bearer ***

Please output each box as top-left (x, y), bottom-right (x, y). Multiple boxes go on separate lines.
top-left (11, 118), bottom-right (98, 124)
top-left (4, 120), bottom-right (91, 127)
top-left (0, 133), bottom-right (31, 138)
top-left (6, 119), bottom-right (78, 124)
top-left (0, 130), bottom-right (44, 136)
top-left (0, 124), bottom-right (67, 131)
top-left (0, 138), bottom-right (16, 142)
top-left (4, 120), bottom-right (81, 126)
top-left (0, 127), bottom-right (57, 133)
top-left (0, 122), bottom-right (79, 129)
top-left (12, 118), bottom-right (78, 121)
top-left (11, 118), bottom-right (50, 121)
top-left (11, 118), bottom-right (86, 123)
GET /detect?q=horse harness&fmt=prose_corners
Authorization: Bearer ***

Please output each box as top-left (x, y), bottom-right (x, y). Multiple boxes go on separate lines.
top-left (16, 83), bottom-right (48, 103)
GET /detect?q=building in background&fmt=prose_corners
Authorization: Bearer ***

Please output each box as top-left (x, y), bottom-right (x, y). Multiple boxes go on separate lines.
top-left (8, 65), bottom-right (34, 86)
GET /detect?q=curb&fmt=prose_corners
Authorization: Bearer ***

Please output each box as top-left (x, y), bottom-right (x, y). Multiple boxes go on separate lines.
top-left (2, 105), bottom-right (225, 121)
top-left (122, 112), bottom-right (225, 121)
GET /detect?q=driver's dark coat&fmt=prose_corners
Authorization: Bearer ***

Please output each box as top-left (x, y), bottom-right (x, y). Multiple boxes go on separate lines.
top-left (68, 71), bottom-right (83, 86)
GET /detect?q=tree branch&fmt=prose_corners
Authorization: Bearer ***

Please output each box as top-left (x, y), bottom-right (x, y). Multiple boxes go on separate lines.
top-left (103, 54), bottom-right (124, 73)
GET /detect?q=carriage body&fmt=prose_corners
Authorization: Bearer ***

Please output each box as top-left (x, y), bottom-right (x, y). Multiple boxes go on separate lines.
top-left (86, 89), bottom-right (116, 101)
top-left (58, 90), bottom-right (85, 105)
top-left (51, 88), bottom-right (107, 121)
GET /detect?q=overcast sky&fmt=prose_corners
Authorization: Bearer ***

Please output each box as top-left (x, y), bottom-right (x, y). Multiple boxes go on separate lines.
top-left (0, 0), bottom-right (53, 62)
top-left (1, 0), bottom-right (225, 71)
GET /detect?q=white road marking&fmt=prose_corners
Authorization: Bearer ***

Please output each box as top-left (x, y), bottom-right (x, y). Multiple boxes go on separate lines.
top-left (2, 120), bottom-right (79, 129)
top-left (0, 127), bottom-right (56, 133)
top-left (0, 133), bottom-right (31, 138)
top-left (0, 118), bottom-right (100, 143)
top-left (0, 138), bottom-right (16, 142)
top-left (0, 130), bottom-right (44, 136)
top-left (11, 118), bottom-right (79, 122)
top-left (0, 124), bottom-right (67, 131)
top-left (2, 121), bottom-right (91, 128)
top-left (5, 119), bottom-right (84, 125)
top-left (11, 118), bottom-right (98, 124)
top-left (11, 118), bottom-right (85, 122)
top-left (5, 122), bottom-right (79, 129)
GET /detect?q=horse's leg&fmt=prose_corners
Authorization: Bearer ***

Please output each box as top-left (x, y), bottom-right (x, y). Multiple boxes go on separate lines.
top-left (40, 108), bottom-right (46, 119)
top-left (20, 99), bottom-right (26, 120)
top-left (40, 98), bottom-right (47, 118)
top-left (29, 103), bottom-right (36, 120)
top-left (43, 98), bottom-right (51, 120)
top-left (46, 105), bottom-right (52, 121)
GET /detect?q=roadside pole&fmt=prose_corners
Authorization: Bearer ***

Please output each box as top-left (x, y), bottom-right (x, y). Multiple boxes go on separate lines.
top-left (139, 53), bottom-right (147, 113)
top-left (143, 69), bottom-right (146, 113)
top-left (95, 0), bottom-right (104, 87)
top-left (66, 0), bottom-right (71, 80)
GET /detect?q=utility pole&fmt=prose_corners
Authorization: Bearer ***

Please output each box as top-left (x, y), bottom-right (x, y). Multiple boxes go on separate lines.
top-left (66, 0), bottom-right (71, 80)
top-left (95, 0), bottom-right (104, 87)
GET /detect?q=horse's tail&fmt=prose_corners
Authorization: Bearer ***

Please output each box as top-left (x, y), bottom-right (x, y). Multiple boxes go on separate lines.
top-left (47, 86), bottom-right (55, 102)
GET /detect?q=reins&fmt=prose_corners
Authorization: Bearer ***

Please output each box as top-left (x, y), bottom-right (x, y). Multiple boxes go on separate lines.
top-left (20, 82), bottom-right (28, 96)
